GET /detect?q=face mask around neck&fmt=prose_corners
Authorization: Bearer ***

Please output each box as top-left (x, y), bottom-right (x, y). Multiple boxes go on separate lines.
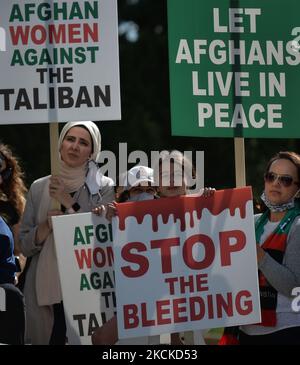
top-left (261, 191), bottom-right (297, 213)
top-left (128, 192), bottom-right (155, 202)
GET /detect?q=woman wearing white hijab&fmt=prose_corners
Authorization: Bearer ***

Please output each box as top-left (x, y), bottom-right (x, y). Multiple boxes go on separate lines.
top-left (19, 121), bottom-right (115, 345)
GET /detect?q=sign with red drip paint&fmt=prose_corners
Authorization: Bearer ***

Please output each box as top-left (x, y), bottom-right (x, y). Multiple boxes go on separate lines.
top-left (113, 187), bottom-right (261, 339)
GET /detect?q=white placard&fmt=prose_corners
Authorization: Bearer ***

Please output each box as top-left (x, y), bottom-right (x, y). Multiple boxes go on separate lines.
top-left (0, 0), bottom-right (121, 123)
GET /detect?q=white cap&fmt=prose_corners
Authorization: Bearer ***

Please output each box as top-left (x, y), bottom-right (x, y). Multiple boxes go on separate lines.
top-left (122, 166), bottom-right (154, 191)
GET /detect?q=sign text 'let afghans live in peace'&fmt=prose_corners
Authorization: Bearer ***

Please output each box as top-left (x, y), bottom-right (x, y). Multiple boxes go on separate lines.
top-left (168, 0), bottom-right (300, 138)
top-left (0, 0), bottom-right (120, 124)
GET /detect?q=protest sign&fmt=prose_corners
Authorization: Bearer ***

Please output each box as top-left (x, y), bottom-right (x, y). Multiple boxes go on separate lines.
top-left (52, 213), bottom-right (115, 345)
top-left (168, 0), bottom-right (300, 138)
top-left (0, 0), bottom-right (121, 123)
top-left (113, 187), bottom-right (261, 339)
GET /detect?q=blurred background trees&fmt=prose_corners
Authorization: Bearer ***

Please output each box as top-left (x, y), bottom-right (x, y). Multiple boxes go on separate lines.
top-left (1, 0), bottom-right (299, 201)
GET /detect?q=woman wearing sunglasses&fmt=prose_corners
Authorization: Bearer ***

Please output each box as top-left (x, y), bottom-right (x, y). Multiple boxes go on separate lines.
top-left (221, 151), bottom-right (300, 345)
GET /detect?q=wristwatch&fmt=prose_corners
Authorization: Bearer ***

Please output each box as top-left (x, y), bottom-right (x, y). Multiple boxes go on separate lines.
top-left (67, 202), bottom-right (81, 214)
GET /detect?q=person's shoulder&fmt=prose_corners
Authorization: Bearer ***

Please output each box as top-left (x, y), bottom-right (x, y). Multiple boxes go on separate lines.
top-left (0, 216), bottom-right (8, 230)
top-left (291, 215), bottom-right (300, 228)
top-left (287, 215), bottom-right (300, 239)
top-left (0, 217), bottom-right (12, 240)
top-left (30, 175), bottom-right (50, 189)
top-left (28, 176), bottom-right (50, 197)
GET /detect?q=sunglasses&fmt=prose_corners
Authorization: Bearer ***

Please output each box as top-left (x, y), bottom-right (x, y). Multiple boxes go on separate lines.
top-left (264, 171), bottom-right (299, 187)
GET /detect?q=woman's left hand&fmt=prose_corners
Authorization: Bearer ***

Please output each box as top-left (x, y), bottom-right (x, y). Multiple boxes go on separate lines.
top-left (49, 175), bottom-right (73, 207)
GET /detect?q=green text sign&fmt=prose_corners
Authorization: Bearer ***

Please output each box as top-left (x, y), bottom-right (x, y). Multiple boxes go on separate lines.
top-left (168, 0), bottom-right (300, 138)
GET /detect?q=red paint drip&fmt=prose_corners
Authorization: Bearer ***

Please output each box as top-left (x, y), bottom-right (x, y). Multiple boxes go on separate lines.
top-left (117, 187), bottom-right (253, 232)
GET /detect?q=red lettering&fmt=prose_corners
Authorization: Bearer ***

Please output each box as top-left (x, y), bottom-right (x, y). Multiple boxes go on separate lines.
top-left (207, 294), bottom-right (214, 319)
top-left (141, 302), bottom-right (155, 326)
top-left (190, 296), bottom-right (206, 321)
top-left (121, 242), bottom-right (149, 278)
top-left (183, 234), bottom-right (215, 269)
top-left (219, 230), bottom-right (246, 266)
top-left (9, 26), bottom-right (30, 45)
top-left (74, 249), bottom-right (91, 269)
top-left (156, 300), bottom-right (171, 325)
top-left (83, 23), bottom-right (99, 42)
top-left (179, 275), bottom-right (194, 293)
top-left (216, 293), bottom-right (233, 318)
top-left (106, 246), bottom-right (114, 266)
top-left (173, 298), bottom-right (188, 323)
top-left (93, 247), bottom-right (106, 268)
top-left (150, 237), bottom-right (180, 273)
top-left (196, 274), bottom-right (209, 292)
top-left (164, 277), bottom-right (178, 295)
top-left (48, 24), bottom-right (66, 43)
top-left (31, 25), bottom-right (47, 45)
top-left (9, 23), bottom-right (98, 46)
top-left (69, 23), bottom-right (82, 43)
top-left (236, 290), bottom-right (253, 315)
top-left (123, 304), bottom-right (139, 329)
top-left (74, 247), bottom-right (113, 269)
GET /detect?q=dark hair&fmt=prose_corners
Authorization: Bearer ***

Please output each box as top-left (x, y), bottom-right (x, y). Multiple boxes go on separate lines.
top-left (265, 151), bottom-right (300, 186)
top-left (117, 190), bottom-right (130, 203)
top-left (0, 143), bottom-right (27, 217)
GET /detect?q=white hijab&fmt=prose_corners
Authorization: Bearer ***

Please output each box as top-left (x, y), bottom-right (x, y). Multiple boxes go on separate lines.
top-left (35, 121), bottom-right (102, 307)
top-left (58, 121), bottom-right (102, 162)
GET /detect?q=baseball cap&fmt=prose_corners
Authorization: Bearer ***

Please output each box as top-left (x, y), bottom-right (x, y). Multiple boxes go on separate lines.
top-left (122, 165), bottom-right (154, 191)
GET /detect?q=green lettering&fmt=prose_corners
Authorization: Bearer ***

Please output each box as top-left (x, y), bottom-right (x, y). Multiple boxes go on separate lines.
top-left (74, 47), bottom-right (86, 64)
top-left (95, 224), bottom-right (108, 243)
top-left (11, 49), bottom-right (24, 66)
top-left (9, 4), bottom-right (24, 22)
top-left (103, 272), bottom-right (114, 289)
top-left (53, 2), bottom-right (67, 20)
top-left (24, 4), bottom-right (36, 22)
top-left (24, 49), bottom-right (38, 66)
top-left (60, 48), bottom-right (73, 65)
top-left (37, 3), bottom-right (51, 21)
top-left (85, 225), bottom-right (94, 244)
top-left (74, 227), bottom-right (86, 246)
top-left (80, 273), bottom-right (91, 291)
top-left (85, 1), bottom-right (99, 19)
top-left (69, 2), bottom-right (83, 20)
top-left (90, 273), bottom-right (101, 289)
top-left (39, 48), bottom-right (52, 65)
